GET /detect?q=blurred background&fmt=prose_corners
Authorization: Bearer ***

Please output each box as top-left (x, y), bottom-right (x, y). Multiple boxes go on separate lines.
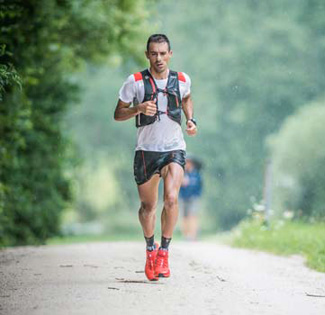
top-left (1, 0), bottom-right (325, 258)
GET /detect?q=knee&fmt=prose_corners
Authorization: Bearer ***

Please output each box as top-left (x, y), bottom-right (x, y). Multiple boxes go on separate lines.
top-left (164, 194), bottom-right (178, 209)
top-left (139, 202), bottom-right (157, 216)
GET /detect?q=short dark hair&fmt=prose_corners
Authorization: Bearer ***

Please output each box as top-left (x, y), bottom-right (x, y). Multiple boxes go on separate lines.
top-left (146, 34), bottom-right (171, 51)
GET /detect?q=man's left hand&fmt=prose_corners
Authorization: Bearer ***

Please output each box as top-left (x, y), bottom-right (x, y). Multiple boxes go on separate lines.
top-left (186, 120), bottom-right (197, 136)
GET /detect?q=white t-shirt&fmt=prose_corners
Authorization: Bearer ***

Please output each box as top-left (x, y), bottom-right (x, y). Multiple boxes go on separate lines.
top-left (119, 69), bottom-right (191, 152)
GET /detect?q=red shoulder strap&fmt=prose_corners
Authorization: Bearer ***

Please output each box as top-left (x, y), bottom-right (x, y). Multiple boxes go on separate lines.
top-left (177, 72), bottom-right (186, 82)
top-left (133, 72), bottom-right (143, 82)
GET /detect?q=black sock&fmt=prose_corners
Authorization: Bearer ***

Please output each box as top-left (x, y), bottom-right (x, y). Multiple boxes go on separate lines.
top-left (145, 235), bottom-right (155, 251)
top-left (161, 236), bottom-right (172, 250)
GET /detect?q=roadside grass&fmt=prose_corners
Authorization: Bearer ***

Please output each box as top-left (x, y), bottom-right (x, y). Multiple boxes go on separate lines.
top-left (231, 220), bottom-right (325, 273)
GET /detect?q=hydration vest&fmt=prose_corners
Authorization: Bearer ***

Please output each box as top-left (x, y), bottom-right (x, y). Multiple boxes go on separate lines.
top-left (133, 69), bottom-right (185, 128)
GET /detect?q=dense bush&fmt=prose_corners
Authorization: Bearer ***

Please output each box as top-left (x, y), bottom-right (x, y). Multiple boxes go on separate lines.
top-left (269, 101), bottom-right (325, 219)
top-left (0, 0), bottom-right (152, 245)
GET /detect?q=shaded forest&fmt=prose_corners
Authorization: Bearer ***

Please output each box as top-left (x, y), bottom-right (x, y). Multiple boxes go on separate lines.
top-left (1, 0), bottom-right (325, 245)
top-left (0, 0), bottom-right (153, 245)
top-left (68, 0), bottom-right (325, 233)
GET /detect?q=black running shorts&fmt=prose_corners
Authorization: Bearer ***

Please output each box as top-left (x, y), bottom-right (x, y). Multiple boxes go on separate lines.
top-left (134, 150), bottom-right (186, 185)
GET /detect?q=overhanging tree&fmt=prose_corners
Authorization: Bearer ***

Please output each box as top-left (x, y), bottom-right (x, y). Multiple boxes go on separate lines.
top-left (0, 0), bottom-right (153, 245)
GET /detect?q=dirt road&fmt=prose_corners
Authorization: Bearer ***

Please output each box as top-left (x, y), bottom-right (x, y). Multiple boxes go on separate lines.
top-left (1, 241), bottom-right (325, 315)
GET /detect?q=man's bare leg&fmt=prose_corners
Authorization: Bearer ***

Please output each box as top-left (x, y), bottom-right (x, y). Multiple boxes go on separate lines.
top-left (182, 216), bottom-right (189, 239)
top-left (161, 163), bottom-right (184, 238)
top-left (154, 163), bottom-right (184, 278)
top-left (138, 174), bottom-right (161, 281)
top-left (137, 174), bottom-right (161, 238)
top-left (188, 215), bottom-right (198, 240)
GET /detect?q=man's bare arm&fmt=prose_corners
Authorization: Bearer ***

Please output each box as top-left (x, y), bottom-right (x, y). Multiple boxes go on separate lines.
top-left (182, 93), bottom-right (193, 120)
top-left (182, 93), bottom-right (197, 136)
top-left (114, 99), bottom-right (157, 121)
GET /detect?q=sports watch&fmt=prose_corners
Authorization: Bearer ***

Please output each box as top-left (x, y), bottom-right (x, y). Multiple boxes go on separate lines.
top-left (186, 118), bottom-right (197, 126)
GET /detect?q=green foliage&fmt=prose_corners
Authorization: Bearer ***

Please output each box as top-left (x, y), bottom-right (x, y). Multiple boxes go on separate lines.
top-left (59, 0), bottom-right (325, 232)
top-left (269, 101), bottom-right (325, 218)
top-left (156, 0), bottom-right (325, 228)
top-left (232, 220), bottom-right (325, 272)
top-left (63, 66), bottom-right (141, 225)
top-left (0, 60), bottom-right (21, 101)
top-left (0, 0), bottom-right (153, 246)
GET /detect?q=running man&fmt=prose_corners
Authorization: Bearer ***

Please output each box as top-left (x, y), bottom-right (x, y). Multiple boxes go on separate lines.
top-left (114, 34), bottom-right (197, 281)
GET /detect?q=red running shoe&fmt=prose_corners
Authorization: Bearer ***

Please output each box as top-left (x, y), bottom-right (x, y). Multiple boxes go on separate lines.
top-left (145, 243), bottom-right (159, 281)
top-left (155, 248), bottom-right (170, 278)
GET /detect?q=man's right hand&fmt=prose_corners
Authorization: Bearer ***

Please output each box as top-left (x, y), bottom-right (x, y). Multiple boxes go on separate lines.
top-left (138, 99), bottom-right (157, 116)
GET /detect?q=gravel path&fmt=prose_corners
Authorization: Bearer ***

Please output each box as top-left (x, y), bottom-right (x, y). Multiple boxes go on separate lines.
top-left (1, 242), bottom-right (325, 315)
